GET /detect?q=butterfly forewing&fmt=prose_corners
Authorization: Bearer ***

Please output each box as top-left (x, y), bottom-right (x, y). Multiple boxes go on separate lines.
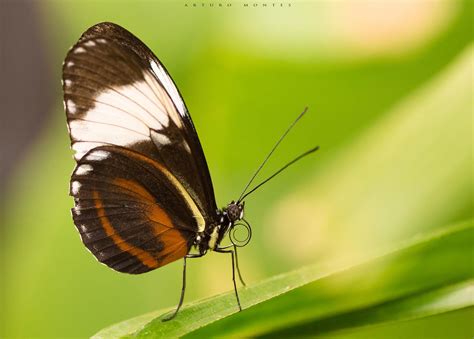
top-left (63, 22), bottom-right (218, 273)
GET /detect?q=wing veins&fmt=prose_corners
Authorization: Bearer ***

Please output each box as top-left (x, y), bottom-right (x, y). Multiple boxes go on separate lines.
top-left (64, 68), bottom-right (165, 128)
top-left (65, 84), bottom-right (153, 130)
top-left (72, 177), bottom-right (155, 203)
top-left (69, 117), bottom-right (150, 138)
top-left (67, 53), bottom-right (169, 123)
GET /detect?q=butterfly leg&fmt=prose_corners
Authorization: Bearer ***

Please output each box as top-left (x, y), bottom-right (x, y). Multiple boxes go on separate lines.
top-left (162, 253), bottom-right (204, 322)
top-left (233, 245), bottom-right (246, 287)
top-left (215, 248), bottom-right (242, 312)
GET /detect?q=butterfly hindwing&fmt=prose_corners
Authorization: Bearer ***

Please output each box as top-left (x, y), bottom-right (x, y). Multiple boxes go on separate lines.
top-left (71, 146), bottom-right (199, 273)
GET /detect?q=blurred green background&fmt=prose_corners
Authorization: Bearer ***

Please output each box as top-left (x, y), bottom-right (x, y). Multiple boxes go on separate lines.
top-left (0, 0), bottom-right (472, 337)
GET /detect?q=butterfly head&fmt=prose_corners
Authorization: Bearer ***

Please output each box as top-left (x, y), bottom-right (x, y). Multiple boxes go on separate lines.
top-left (226, 200), bottom-right (245, 223)
top-left (220, 201), bottom-right (252, 248)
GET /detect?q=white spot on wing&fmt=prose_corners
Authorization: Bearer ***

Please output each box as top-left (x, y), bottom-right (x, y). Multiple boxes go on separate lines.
top-left (84, 41), bottom-right (96, 47)
top-left (64, 79), bottom-right (72, 87)
top-left (72, 142), bottom-right (104, 160)
top-left (87, 150), bottom-right (110, 161)
top-left (75, 164), bottom-right (93, 175)
top-left (71, 181), bottom-right (81, 195)
top-left (74, 208), bottom-right (82, 216)
top-left (67, 100), bottom-right (77, 114)
top-left (151, 131), bottom-right (171, 146)
top-left (74, 47), bottom-right (86, 53)
top-left (97, 39), bottom-right (107, 43)
top-left (66, 61), bottom-right (74, 67)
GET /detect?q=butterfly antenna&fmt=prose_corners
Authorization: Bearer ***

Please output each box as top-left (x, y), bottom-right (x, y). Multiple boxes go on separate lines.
top-left (238, 145), bottom-right (319, 202)
top-left (237, 107), bottom-right (309, 202)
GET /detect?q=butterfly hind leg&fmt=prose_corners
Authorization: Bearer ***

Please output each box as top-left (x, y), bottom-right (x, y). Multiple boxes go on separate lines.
top-left (233, 245), bottom-right (246, 287)
top-left (214, 247), bottom-right (243, 312)
top-left (214, 243), bottom-right (246, 287)
top-left (162, 253), bottom-right (204, 322)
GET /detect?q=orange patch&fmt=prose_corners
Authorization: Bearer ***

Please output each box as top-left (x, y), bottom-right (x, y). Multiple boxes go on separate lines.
top-left (99, 179), bottom-right (189, 268)
top-left (93, 190), bottom-right (159, 269)
top-left (114, 178), bottom-right (155, 203)
top-left (114, 147), bottom-right (206, 232)
top-left (113, 177), bottom-right (178, 235)
top-left (157, 228), bottom-right (189, 266)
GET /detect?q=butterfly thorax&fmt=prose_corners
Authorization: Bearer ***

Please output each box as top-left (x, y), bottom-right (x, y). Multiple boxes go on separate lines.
top-left (196, 201), bottom-right (244, 253)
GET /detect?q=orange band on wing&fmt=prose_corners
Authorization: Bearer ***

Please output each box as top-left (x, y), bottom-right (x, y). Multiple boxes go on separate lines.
top-left (93, 190), bottom-right (159, 269)
top-left (158, 230), bottom-right (189, 266)
top-left (114, 178), bottom-right (156, 203)
top-left (101, 179), bottom-right (189, 267)
top-left (113, 178), bottom-right (177, 236)
top-left (117, 148), bottom-right (206, 232)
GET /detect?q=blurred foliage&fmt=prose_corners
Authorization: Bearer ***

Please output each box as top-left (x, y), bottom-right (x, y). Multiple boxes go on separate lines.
top-left (267, 40), bottom-right (473, 269)
top-left (1, 0), bottom-right (472, 337)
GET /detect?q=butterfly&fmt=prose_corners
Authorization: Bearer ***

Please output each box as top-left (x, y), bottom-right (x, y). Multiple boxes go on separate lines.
top-left (62, 22), bottom-right (318, 320)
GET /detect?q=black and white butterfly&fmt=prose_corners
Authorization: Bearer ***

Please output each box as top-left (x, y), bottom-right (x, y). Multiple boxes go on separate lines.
top-left (62, 22), bottom-right (318, 320)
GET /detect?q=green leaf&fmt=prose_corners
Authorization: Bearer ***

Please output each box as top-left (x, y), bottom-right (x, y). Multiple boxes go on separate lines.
top-left (93, 220), bottom-right (473, 338)
top-left (320, 307), bottom-right (474, 339)
top-left (259, 282), bottom-right (473, 338)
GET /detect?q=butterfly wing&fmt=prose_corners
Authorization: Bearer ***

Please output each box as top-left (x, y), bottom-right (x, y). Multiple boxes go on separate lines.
top-left (62, 22), bottom-right (218, 272)
top-left (71, 146), bottom-right (201, 273)
top-left (63, 22), bottom-right (217, 222)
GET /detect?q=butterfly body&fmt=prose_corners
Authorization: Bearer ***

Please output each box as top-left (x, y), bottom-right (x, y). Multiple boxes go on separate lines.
top-left (197, 201), bottom-right (245, 253)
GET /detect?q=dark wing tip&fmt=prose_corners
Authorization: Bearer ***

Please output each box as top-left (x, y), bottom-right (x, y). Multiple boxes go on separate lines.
top-left (78, 22), bottom-right (154, 67)
top-left (79, 22), bottom-right (126, 41)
